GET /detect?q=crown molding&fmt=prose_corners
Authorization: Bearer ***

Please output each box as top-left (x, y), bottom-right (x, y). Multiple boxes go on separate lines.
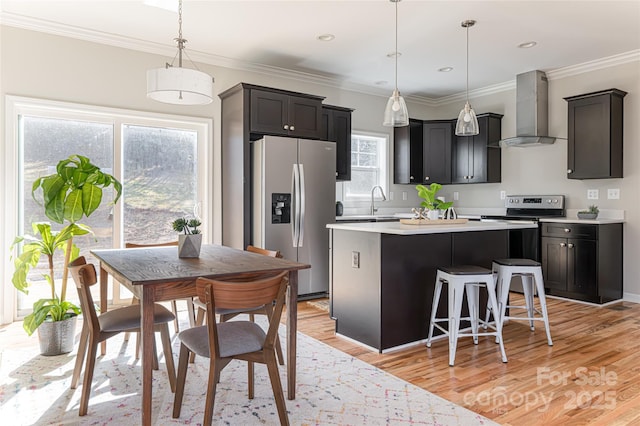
top-left (2, 12), bottom-right (638, 106)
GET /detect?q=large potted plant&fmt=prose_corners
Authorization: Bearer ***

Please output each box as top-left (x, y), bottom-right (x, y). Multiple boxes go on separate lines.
top-left (11, 154), bottom-right (122, 355)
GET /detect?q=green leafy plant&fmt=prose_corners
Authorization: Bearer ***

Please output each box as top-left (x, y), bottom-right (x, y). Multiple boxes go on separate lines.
top-left (12, 154), bottom-right (122, 335)
top-left (578, 205), bottom-right (599, 215)
top-left (172, 217), bottom-right (202, 234)
top-left (416, 183), bottom-right (453, 211)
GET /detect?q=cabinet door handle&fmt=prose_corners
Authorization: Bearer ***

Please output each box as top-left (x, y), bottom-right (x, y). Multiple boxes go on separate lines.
top-left (568, 243), bottom-right (574, 248)
top-left (290, 125), bottom-right (295, 131)
top-left (567, 169), bottom-right (573, 174)
top-left (564, 228), bottom-right (571, 233)
top-left (410, 175), bottom-right (414, 180)
top-left (283, 124), bottom-right (289, 130)
top-left (560, 243), bottom-right (567, 247)
top-left (425, 176), bottom-right (429, 181)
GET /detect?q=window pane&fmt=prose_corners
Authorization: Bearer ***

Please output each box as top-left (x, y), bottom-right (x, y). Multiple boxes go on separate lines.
top-left (19, 116), bottom-right (114, 314)
top-left (343, 133), bottom-right (387, 199)
top-left (358, 153), bottom-right (376, 167)
top-left (345, 167), bottom-right (379, 197)
top-left (122, 124), bottom-right (198, 245)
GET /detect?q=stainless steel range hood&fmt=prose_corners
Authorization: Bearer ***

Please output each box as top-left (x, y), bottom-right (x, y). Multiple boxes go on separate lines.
top-left (500, 70), bottom-right (557, 147)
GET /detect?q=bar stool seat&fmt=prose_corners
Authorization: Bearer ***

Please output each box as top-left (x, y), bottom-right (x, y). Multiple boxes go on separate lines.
top-left (490, 258), bottom-right (553, 346)
top-left (426, 265), bottom-right (507, 366)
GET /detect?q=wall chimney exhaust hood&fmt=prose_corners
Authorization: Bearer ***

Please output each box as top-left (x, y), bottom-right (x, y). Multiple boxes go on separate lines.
top-left (500, 70), bottom-right (557, 147)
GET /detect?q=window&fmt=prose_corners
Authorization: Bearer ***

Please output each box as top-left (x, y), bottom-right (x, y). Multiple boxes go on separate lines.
top-left (3, 97), bottom-right (211, 319)
top-left (343, 132), bottom-right (388, 201)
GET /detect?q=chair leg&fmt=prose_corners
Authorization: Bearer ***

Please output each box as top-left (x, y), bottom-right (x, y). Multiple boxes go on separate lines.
top-left (79, 338), bottom-right (99, 416)
top-left (186, 298), bottom-right (196, 328)
top-left (486, 279), bottom-right (508, 363)
top-left (534, 268), bottom-right (553, 346)
top-left (248, 361), bottom-right (255, 399)
top-left (71, 324), bottom-right (89, 389)
top-left (159, 325), bottom-right (176, 392)
top-left (449, 283), bottom-right (464, 366)
top-left (172, 344), bottom-right (190, 419)
top-left (265, 350), bottom-right (290, 426)
top-left (171, 300), bottom-right (180, 333)
top-left (202, 358), bottom-right (219, 426)
top-left (466, 283), bottom-right (480, 345)
top-left (521, 274), bottom-right (536, 330)
top-left (426, 275), bottom-right (443, 347)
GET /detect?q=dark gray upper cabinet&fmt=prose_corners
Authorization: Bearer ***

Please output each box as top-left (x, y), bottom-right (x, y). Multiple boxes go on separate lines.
top-left (422, 120), bottom-right (453, 184)
top-left (322, 105), bottom-right (354, 181)
top-left (564, 89), bottom-right (626, 179)
top-left (393, 119), bottom-right (423, 184)
top-left (451, 113), bottom-right (503, 184)
top-left (249, 87), bottom-right (324, 139)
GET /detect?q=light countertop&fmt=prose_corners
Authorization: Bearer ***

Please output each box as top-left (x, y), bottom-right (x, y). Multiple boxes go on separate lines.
top-left (327, 220), bottom-right (537, 235)
top-left (540, 217), bottom-right (624, 225)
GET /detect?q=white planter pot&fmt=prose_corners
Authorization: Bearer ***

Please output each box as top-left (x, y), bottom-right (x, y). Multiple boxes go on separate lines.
top-left (37, 314), bottom-right (78, 356)
top-left (427, 210), bottom-right (440, 220)
top-left (178, 234), bottom-right (202, 258)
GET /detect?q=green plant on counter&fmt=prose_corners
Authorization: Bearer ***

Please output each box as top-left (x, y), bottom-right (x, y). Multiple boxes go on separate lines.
top-left (416, 183), bottom-right (453, 211)
top-left (578, 205), bottom-right (599, 215)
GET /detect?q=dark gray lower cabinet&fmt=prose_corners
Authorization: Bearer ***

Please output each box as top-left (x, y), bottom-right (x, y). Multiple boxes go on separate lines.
top-left (330, 229), bottom-right (508, 351)
top-left (541, 222), bottom-right (622, 303)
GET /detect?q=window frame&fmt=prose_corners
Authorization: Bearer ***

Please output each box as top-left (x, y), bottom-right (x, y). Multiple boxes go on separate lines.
top-left (341, 130), bottom-right (389, 205)
top-left (2, 95), bottom-right (212, 322)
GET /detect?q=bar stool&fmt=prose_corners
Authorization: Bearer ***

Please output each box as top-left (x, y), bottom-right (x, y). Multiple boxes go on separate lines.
top-left (426, 265), bottom-right (507, 366)
top-left (490, 258), bottom-right (553, 346)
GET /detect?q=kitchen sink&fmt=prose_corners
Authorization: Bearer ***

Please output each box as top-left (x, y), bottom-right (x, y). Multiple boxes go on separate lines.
top-left (336, 214), bottom-right (400, 222)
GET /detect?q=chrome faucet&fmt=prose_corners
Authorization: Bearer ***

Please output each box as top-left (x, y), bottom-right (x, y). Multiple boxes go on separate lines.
top-left (370, 185), bottom-right (387, 215)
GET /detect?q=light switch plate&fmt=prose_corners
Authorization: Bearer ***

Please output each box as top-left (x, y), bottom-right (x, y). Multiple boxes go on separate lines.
top-left (500, 190), bottom-right (506, 200)
top-left (402, 191), bottom-right (407, 201)
top-left (453, 191), bottom-right (459, 201)
top-left (351, 251), bottom-right (360, 268)
top-left (608, 188), bottom-right (620, 199)
top-left (587, 189), bottom-right (599, 200)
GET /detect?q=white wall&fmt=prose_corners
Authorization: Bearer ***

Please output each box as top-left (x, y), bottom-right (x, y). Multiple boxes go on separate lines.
top-left (1, 26), bottom-right (638, 320)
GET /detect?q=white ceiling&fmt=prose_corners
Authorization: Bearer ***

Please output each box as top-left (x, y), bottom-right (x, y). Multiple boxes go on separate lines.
top-left (1, 0), bottom-right (639, 101)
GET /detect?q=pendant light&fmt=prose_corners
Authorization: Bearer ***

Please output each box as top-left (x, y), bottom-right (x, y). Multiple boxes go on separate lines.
top-left (383, 0), bottom-right (409, 127)
top-left (147, 0), bottom-right (213, 105)
top-left (455, 19), bottom-right (479, 136)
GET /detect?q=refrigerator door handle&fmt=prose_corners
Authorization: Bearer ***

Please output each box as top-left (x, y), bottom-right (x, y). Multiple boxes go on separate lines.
top-left (292, 163), bottom-right (300, 247)
top-left (299, 163), bottom-right (305, 247)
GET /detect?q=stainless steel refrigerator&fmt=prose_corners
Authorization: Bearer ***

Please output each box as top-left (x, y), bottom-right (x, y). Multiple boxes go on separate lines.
top-left (252, 135), bottom-right (336, 297)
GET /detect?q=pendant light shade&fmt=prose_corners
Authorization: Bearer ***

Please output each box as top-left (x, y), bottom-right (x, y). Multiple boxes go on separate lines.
top-left (455, 19), bottom-right (479, 136)
top-left (146, 0), bottom-right (213, 105)
top-left (383, 0), bottom-right (409, 127)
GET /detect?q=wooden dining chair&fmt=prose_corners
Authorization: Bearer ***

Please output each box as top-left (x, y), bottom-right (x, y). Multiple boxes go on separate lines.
top-left (191, 245), bottom-right (285, 365)
top-left (172, 271), bottom-right (290, 426)
top-left (68, 256), bottom-right (177, 416)
top-left (125, 241), bottom-right (196, 333)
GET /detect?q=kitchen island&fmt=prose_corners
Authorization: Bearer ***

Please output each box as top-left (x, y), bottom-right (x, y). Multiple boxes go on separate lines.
top-left (327, 220), bottom-right (537, 352)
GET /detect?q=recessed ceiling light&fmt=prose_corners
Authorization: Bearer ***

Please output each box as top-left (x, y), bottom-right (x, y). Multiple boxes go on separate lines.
top-left (375, 80), bottom-right (388, 86)
top-left (317, 34), bottom-right (335, 42)
top-left (518, 41), bottom-right (537, 49)
top-left (438, 67), bottom-right (454, 72)
top-left (386, 51), bottom-right (402, 58)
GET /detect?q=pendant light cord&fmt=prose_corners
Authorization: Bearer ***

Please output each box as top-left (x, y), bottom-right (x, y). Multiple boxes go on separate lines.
top-left (394, 0), bottom-right (398, 93)
top-left (465, 22), bottom-right (469, 103)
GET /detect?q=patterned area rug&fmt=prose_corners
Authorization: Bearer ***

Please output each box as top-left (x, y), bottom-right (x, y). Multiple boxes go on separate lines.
top-left (0, 320), bottom-right (497, 425)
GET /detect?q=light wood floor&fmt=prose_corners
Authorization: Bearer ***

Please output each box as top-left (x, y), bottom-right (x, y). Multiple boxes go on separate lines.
top-left (297, 294), bottom-right (640, 426)
top-left (3, 294), bottom-right (638, 425)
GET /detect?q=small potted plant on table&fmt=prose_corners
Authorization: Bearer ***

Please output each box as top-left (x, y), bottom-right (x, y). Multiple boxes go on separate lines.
top-left (172, 217), bottom-right (202, 258)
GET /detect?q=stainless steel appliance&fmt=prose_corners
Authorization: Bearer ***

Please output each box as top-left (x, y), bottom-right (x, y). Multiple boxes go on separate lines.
top-left (252, 136), bottom-right (336, 298)
top-left (481, 194), bottom-right (565, 292)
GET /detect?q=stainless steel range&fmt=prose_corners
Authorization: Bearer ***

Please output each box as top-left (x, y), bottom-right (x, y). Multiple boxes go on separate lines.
top-left (481, 194), bottom-right (566, 292)
top-left (481, 194), bottom-right (566, 262)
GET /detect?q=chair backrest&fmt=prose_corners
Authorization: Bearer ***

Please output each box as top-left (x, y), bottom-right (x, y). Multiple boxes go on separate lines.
top-left (125, 241), bottom-right (178, 248)
top-left (196, 271), bottom-right (288, 357)
top-left (68, 256), bottom-right (100, 332)
top-left (246, 245), bottom-right (282, 258)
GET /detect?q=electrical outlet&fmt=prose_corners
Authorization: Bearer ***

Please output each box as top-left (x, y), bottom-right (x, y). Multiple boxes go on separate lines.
top-left (500, 190), bottom-right (506, 200)
top-left (587, 189), bottom-right (599, 200)
top-left (389, 191), bottom-right (394, 201)
top-left (608, 188), bottom-right (620, 199)
top-left (453, 191), bottom-right (459, 201)
top-left (351, 251), bottom-right (360, 268)
top-left (402, 191), bottom-right (407, 201)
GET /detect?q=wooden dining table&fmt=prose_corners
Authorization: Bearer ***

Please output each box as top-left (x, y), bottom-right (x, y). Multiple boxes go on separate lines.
top-left (91, 244), bottom-right (310, 426)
